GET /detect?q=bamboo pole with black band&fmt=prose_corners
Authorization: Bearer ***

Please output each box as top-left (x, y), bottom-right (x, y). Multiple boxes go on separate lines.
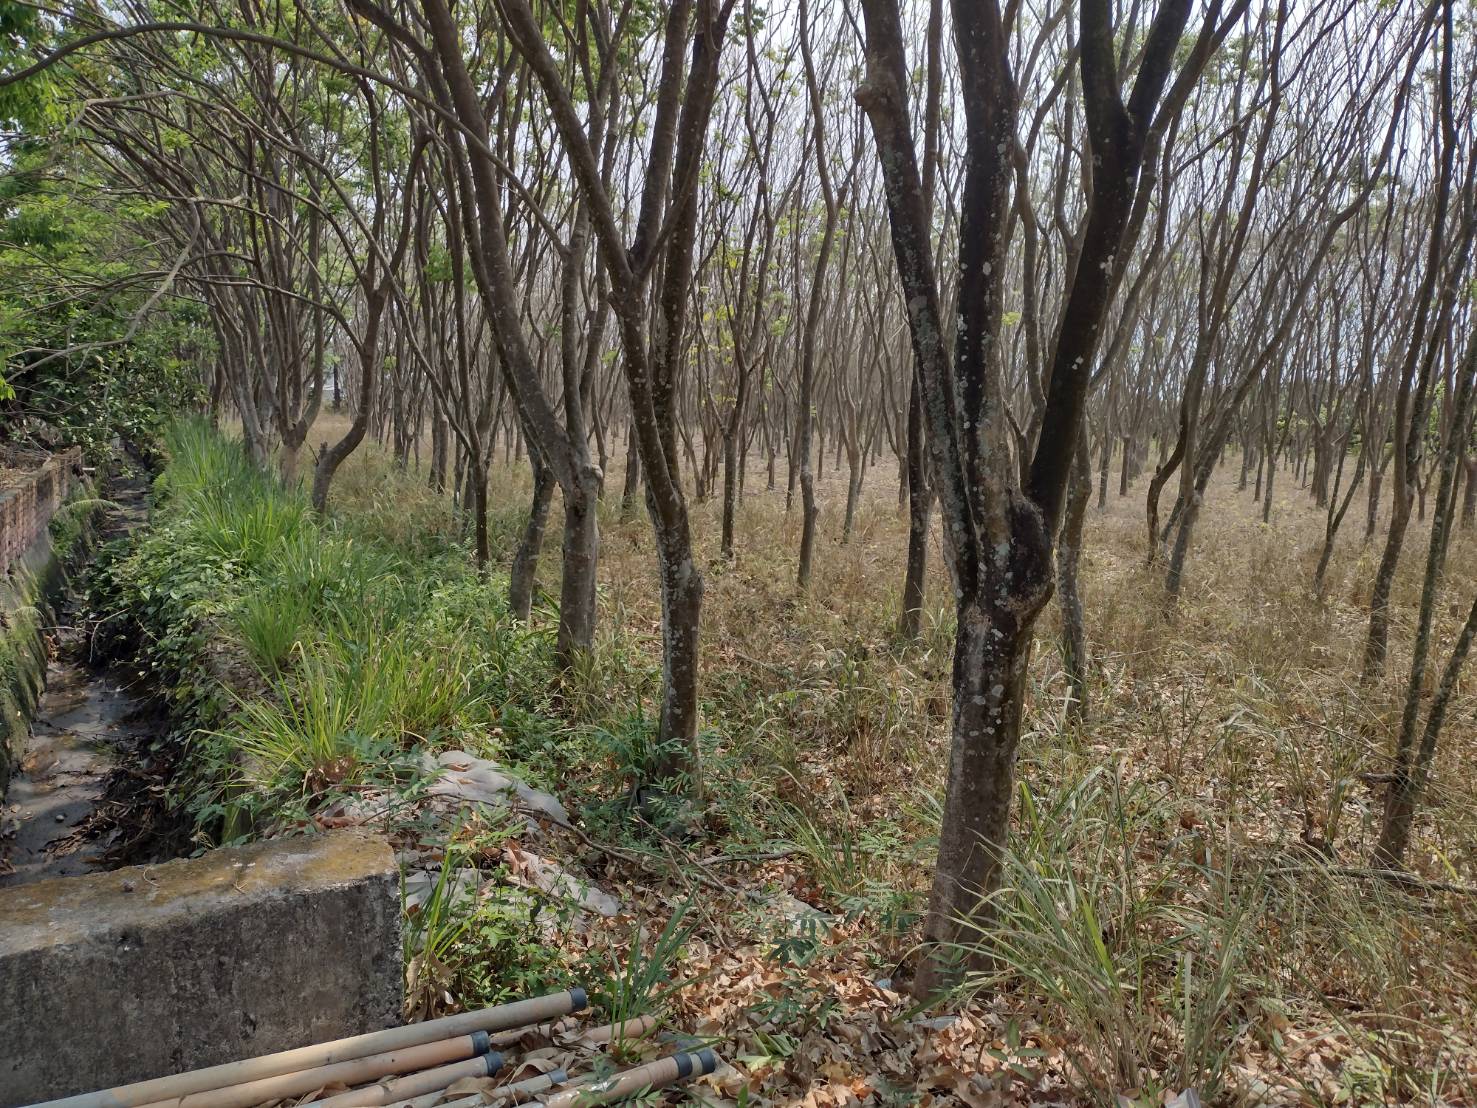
top-left (34, 989), bottom-right (586, 1108)
top-left (540, 1050), bottom-right (720, 1108)
top-left (133, 1034), bottom-right (497, 1108)
top-left (303, 1051), bottom-right (506, 1107)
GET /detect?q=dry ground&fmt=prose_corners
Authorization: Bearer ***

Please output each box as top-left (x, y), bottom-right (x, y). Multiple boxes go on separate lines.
top-left (314, 415), bottom-right (1477, 1106)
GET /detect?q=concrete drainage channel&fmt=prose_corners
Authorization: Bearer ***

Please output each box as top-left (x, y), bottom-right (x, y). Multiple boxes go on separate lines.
top-left (2, 831), bottom-right (721, 1108)
top-left (0, 456), bottom-right (414, 1106)
top-left (1, 454), bottom-right (157, 887)
top-left (1, 832), bottom-right (404, 1105)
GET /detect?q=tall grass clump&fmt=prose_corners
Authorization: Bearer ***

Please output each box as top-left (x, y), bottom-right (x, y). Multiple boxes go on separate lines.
top-left (957, 768), bottom-right (1262, 1104)
top-left (91, 420), bottom-right (567, 843)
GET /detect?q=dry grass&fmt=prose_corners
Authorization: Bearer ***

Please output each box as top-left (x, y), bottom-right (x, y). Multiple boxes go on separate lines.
top-left (310, 415), bottom-right (1477, 1103)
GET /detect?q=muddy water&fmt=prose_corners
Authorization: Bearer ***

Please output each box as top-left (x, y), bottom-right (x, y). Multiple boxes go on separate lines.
top-left (0, 475), bottom-right (155, 888)
top-left (0, 635), bottom-right (153, 887)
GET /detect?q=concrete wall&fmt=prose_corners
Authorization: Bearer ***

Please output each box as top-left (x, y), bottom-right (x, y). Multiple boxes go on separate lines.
top-left (0, 447), bottom-right (82, 578)
top-left (0, 831), bottom-right (403, 1106)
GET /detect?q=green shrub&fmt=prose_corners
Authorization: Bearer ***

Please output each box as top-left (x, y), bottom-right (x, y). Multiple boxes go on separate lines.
top-left (90, 420), bottom-right (583, 842)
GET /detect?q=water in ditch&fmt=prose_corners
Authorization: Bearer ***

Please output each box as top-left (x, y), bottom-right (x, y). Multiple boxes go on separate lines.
top-left (0, 475), bottom-right (161, 888)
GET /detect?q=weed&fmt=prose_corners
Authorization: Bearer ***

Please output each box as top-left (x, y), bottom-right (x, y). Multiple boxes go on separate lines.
top-left (589, 901), bottom-right (699, 1024)
top-left (232, 589), bottom-right (310, 673)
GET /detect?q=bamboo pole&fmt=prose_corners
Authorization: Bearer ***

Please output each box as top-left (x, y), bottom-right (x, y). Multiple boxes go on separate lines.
top-left (37, 989), bottom-right (586, 1108)
top-left (540, 1050), bottom-right (719, 1108)
top-left (573, 1016), bottom-right (656, 1046)
top-left (303, 1052), bottom-right (505, 1108)
top-left (486, 1013), bottom-right (654, 1052)
top-left (378, 1068), bottom-right (568, 1108)
top-left (485, 1069), bottom-right (566, 1104)
top-left (133, 1035), bottom-right (497, 1108)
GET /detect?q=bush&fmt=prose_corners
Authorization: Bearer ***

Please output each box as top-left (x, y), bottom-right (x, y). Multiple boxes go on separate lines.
top-left (90, 420), bottom-right (552, 840)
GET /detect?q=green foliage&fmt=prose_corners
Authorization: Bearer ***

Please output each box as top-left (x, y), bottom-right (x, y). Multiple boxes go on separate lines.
top-left (0, 146), bottom-right (208, 459)
top-left (956, 770), bottom-right (1262, 1103)
top-left (404, 827), bottom-right (575, 1013)
top-left (231, 589), bottom-right (311, 673)
top-left (741, 923), bottom-right (840, 1067)
top-left (587, 901), bottom-right (699, 1023)
top-left (89, 421), bottom-right (582, 841)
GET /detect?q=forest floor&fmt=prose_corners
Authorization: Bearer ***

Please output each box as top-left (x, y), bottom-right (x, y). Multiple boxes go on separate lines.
top-left (90, 417), bottom-right (1477, 1108)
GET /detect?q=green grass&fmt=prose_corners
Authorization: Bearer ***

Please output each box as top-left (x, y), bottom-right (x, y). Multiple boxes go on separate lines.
top-left (89, 419), bottom-right (694, 857)
top-left (89, 419), bottom-right (561, 839)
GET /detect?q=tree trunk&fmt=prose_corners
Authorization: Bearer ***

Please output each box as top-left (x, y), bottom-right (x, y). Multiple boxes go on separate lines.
top-left (429, 411), bottom-right (448, 494)
top-left (1463, 454), bottom-right (1477, 527)
top-left (915, 602), bottom-right (1034, 992)
top-left (1059, 435), bottom-right (1092, 718)
top-left (1095, 430), bottom-right (1111, 510)
top-left (898, 382), bottom-right (931, 640)
top-left (1262, 450), bottom-right (1276, 523)
top-left (556, 470), bottom-right (600, 668)
top-left (842, 442), bottom-right (862, 543)
top-left (510, 457), bottom-right (556, 621)
top-left (1375, 594), bottom-right (1477, 865)
top-left (797, 461), bottom-right (820, 586)
top-left (720, 425), bottom-right (741, 559)
top-left (311, 303), bottom-right (379, 515)
top-left (1165, 482), bottom-right (1203, 600)
top-left (621, 430), bottom-right (642, 521)
top-left (1363, 486), bottom-right (1412, 681)
top-left (652, 531), bottom-right (704, 790)
top-left (1374, 327), bottom-right (1477, 862)
top-left (471, 462), bottom-right (490, 567)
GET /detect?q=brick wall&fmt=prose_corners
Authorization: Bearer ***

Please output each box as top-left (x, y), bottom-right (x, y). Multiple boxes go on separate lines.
top-left (0, 447), bottom-right (83, 577)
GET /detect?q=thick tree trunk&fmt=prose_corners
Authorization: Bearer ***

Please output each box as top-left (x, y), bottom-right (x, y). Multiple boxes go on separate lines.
top-left (280, 438), bottom-right (302, 485)
top-left (652, 533), bottom-right (704, 790)
top-left (915, 603), bottom-right (1034, 994)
